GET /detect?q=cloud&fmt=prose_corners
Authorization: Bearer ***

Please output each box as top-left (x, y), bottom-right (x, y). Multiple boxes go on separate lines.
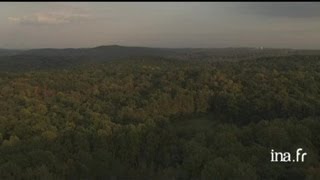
top-left (8, 6), bottom-right (91, 25)
top-left (235, 2), bottom-right (320, 18)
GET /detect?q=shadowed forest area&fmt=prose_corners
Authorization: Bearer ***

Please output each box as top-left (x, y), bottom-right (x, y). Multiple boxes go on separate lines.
top-left (0, 48), bottom-right (320, 179)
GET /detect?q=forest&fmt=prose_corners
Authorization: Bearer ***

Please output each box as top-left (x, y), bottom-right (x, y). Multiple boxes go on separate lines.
top-left (0, 51), bottom-right (320, 179)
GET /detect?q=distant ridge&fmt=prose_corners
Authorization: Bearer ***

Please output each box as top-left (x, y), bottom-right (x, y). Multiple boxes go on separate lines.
top-left (0, 45), bottom-right (320, 72)
top-left (93, 45), bottom-right (127, 49)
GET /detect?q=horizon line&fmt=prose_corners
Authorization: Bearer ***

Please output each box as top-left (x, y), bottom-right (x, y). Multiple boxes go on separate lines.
top-left (1, 44), bottom-right (320, 51)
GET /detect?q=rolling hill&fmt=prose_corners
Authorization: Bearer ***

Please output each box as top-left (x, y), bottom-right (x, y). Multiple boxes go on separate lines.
top-left (0, 45), bottom-right (320, 72)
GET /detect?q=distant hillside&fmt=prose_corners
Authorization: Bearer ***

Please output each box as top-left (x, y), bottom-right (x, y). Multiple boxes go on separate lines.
top-left (0, 45), bottom-right (320, 72)
top-left (0, 49), bottom-right (24, 57)
top-left (15, 45), bottom-right (176, 59)
top-left (0, 45), bottom-right (176, 72)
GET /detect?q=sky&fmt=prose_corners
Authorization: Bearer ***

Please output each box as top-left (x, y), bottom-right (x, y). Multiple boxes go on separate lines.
top-left (0, 2), bottom-right (319, 49)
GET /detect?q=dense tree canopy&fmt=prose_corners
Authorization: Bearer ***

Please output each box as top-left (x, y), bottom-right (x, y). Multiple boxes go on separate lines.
top-left (0, 55), bottom-right (320, 179)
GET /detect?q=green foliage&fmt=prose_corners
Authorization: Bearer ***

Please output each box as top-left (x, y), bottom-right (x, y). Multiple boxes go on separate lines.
top-left (0, 56), bottom-right (320, 179)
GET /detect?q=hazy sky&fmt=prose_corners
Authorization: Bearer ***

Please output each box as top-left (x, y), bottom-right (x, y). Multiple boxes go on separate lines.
top-left (1, 2), bottom-right (320, 49)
